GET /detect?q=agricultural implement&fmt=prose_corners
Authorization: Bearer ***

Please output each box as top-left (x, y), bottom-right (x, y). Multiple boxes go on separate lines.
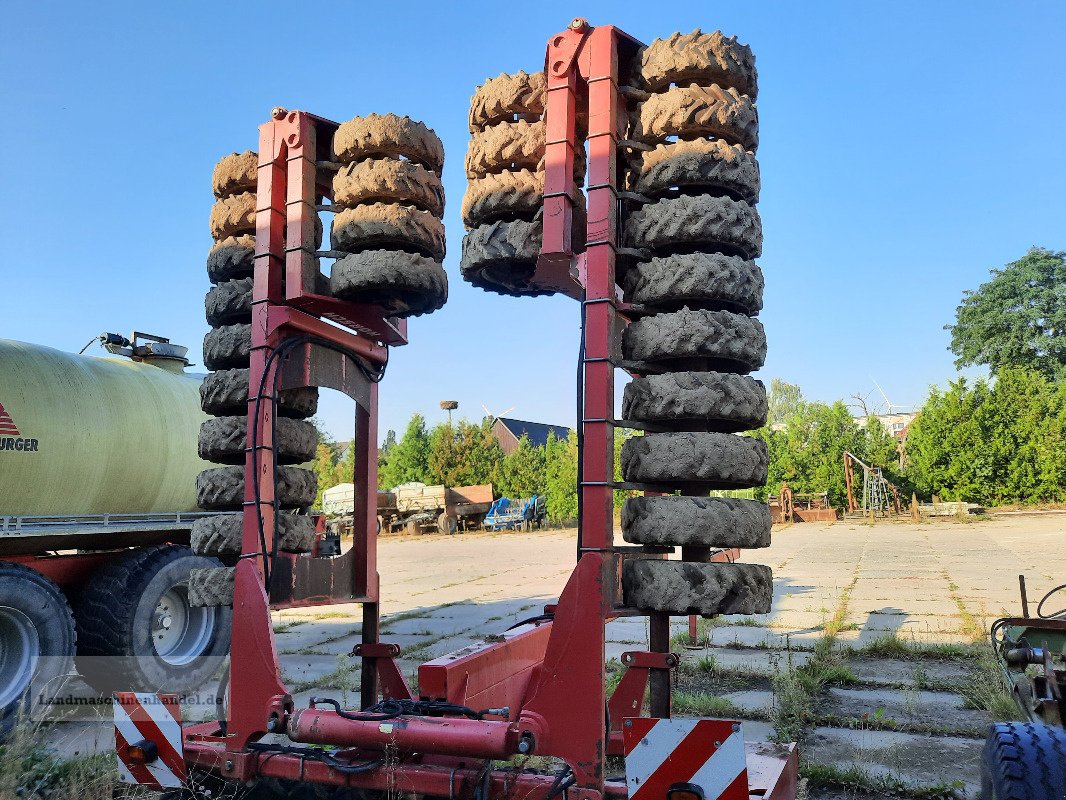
top-left (115, 18), bottom-right (798, 800)
top-left (484, 495), bottom-right (547, 531)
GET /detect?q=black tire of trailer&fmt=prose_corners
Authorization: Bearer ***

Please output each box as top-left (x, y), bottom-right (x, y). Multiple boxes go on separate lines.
top-left (982, 721), bottom-right (1066, 800)
top-left (0, 563), bottom-right (76, 736)
top-left (74, 545), bottom-right (231, 694)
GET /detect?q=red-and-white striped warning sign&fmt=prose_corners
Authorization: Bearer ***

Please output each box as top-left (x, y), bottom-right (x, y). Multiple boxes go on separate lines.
top-left (113, 693), bottom-right (186, 788)
top-left (623, 718), bottom-right (748, 800)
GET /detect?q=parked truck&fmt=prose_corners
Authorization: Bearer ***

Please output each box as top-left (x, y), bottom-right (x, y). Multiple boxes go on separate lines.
top-left (322, 481), bottom-right (494, 534)
top-left (0, 335), bottom-right (232, 729)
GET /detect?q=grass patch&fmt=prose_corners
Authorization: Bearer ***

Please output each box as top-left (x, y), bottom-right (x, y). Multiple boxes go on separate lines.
top-left (286, 654), bottom-right (359, 696)
top-left (669, 617), bottom-right (724, 649)
top-left (273, 618), bottom-right (309, 633)
top-left (800, 761), bottom-right (965, 798)
top-left (847, 632), bottom-right (980, 662)
top-left (672, 691), bottom-right (757, 719)
top-left (730, 617), bottom-right (763, 627)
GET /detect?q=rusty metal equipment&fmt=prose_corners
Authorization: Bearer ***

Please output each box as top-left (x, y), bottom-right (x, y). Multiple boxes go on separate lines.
top-left (123, 20), bottom-right (798, 800)
top-left (843, 451), bottom-right (901, 516)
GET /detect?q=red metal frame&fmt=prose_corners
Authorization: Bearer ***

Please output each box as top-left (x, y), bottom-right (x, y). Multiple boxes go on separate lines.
top-left (179, 20), bottom-right (796, 800)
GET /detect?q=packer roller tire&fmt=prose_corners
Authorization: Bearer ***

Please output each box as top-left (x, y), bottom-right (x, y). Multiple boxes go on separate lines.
top-left (622, 561), bottom-right (772, 616)
top-left (332, 114), bottom-right (444, 176)
top-left (630, 139), bottom-right (759, 203)
top-left (209, 192), bottom-right (256, 241)
top-left (202, 323), bottom-right (251, 371)
top-left (197, 416), bottom-right (318, 465)
top-left (204, 278), bottom-right (252, 326)
top-left (633, 84), bottom-right (758, 152)
top-left (620, 431), bottom-right (768, 489)
top-left (625, 194), bottom-right (762, 260)
top-left (330, 250), bottom-right (447, 317)
top-left (207, 235), bottom-right (256, 283)
top-left (332, 158), bottom-right (445, 217)
top-left (464, 120), bottom-right (587, 181)
top-left (623, 252), bottom-right (763, 315)
top-left (622, 308), bottom-right (766, 374)
top-left (190, 512), bottom-right (316, 557)
top-left (189, 567), bottom-right (235, 608)
top-left (196, 465), bottom-right (317, 511)
top-left (331, 202), bottom-right (445, 261)
top-left (460, 216), bottom-right (550, 297)
top-left (621, 496), bottom-right (771, 549)
top-left (212, 151), bottom-right (258, 198)
top-left (622, 371), bottom-right (767, 433)
top-left (468, 70), bottom-right (546, 132)
top-left (639, 30), bottom-right (758, 99)
top-left (200, 369), bottom-right (318, 419)
top-left (461, 169), bottom-right (542, 228)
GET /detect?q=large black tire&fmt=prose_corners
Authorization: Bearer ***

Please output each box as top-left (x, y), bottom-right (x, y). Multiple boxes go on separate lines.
top-left (198, 416), bottom-right (318, 465)
top-left (203, 324), bottom-right (251, 371)
top-left (622, 372), bottom-right (767, 432)
top-left (332, 114), bottom-right (444, 175)
top-left (207, 235), bottom-right (256, 284)
top-left (460, 217), bottom-right (548, 296)
top-left (469, 70), bottom-right (545, 132)
top-left (205, 278), bottom-right (253, 327)
top-left (623, 561), bottom-right (772, 615)
top-left (196, 465), bottom-right (317, 511)
top-left (209, 192), bottom-right (256, 241)
top-left (332, 158), bottom-right (445, 217)
top-left (465, 119), bottom-right (544, 178)
top-left (630, 139), bottom-right (759, 203)
top-left (622, 308), bottom-right (766, 374)
top-left (330, 250), bottom-right (447, 317)
top-left (638, 30), bottom-right (758, 98)
top-left (200, 369), bottom-right (319, 419)
top-left (331, 203), bottom-right (445, 261)
top-left (624, 194), bottom-right (762, 260)
top-left (189, 567), bottom-right (235, 608)
top-left (620, 431), bottom-right (768, 489)
top-left (982, 722), bottom-right (1066, 799)
top-left (212, 151), bottom-right (258, 198)
top-left (74, 546), bottom-right (231, 694)
top-left (0, 563), bottom-right (75, 734)
top-left (622, 496), bottom-right (771, 549)
top-left (633, 84), bottom-right (758, 152)
top-left (191, 512), bottom-right (316, 557)
top-left (462, 169), bottom-right (542, 228)
top-left (623, 253), bottom-right (763, 315)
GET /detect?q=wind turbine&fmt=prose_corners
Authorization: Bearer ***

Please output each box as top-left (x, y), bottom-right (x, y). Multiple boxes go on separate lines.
top-left (871, 378), bottom-right (910, 415)
top-left (481, 403), bottom-right (515, 422)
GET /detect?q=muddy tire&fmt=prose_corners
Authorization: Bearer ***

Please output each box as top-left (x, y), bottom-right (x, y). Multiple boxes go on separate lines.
top-left (639, 30), bottom-right (757, 98)
top-left (207, 236), bottom-right (256, 283)
top-left (622, 561), bottom-right (772, 615)
top-left (460, 217), bottom-right (548, 296)
top-left (202, 324), bottom-right (251, 371)
top-left (469, 71), bottom-right (546, 131)
top-left (191, 512), bottom-right (315, 556)
top-left (332, 158), bottom-right (445, 217)
top-left (196, 465), bottom-right (317, 511)
top-left (198, 416), bottom-right (317, 465)
top-left (331, 203), bottom-right (445, 260)
top-left (462, 169), bottom-right (542, 228)
top-left (623, 308), bottom-right (766, 374)
top-left (204, 278), bottom-right (253, 327)
top-left (982, 722), bottom-right (1066, 800)
top-left (625, 195), bottom-right (762, 260)
top-left (620, 431), bottom-right (768, 489)
top-left (622, 496), bottom-right (771, 548)
top-left (189, 567), bottom-right (235, 608)
top-left (332, 114), bottom-right (444, 175)
top-left (200, 369), bottom-right (318, 419)
top-left (634, 84), bottom-right (758, 151)
top-left (623, 253), bottom-right (763, 315)
top-left (622, 372), bottom-right (767, 432)
top-left (209, 192), bottom-right (256, 241)
top-left (212, 151), bottom-right (258, 198)
top-left (465, 119), bottom-right (544, 177)
top-left (631, 139), bottom-right (759, 203)
top-left (330, 250), bottom-right (447, 317)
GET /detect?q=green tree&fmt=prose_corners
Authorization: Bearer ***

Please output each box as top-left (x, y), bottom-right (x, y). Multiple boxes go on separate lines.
top-left (312, 442), bottom-right (339, 507)
top-left (544, 431), bottom-right (578, 521)
top-left (767, 379), bottom-right (805, 426)
top-left (378, 413), bottom-right (431, 489)
top-left (947, 247), bottom-right (1066, 379)
top-left (495, 434), bottom-right (546, 498)
top-left (427, 417), bottom-right (503, 487)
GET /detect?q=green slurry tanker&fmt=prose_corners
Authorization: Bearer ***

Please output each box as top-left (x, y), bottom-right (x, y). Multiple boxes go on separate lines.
top-left (0, 334), bottom-right (231, 731)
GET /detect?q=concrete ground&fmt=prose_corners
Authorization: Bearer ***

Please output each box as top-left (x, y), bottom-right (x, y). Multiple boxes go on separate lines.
top-left (44, 512), bottom-right (1066, 798)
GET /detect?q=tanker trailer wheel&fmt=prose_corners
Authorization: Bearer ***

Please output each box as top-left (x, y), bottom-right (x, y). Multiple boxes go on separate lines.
top-left (0, 563), bottom-right (75, 734)
top-left (74, 545), bottom-right (232, 694)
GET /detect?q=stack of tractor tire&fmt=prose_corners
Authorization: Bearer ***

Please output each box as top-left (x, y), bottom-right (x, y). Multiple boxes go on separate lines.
top-left (460, 71), bottom-right (587, 296)
top-left (189, 151), bottom-right (320, 608)
top-left (328, 114), bottom-right (448, 317)
top-left (619, 30), bottom-right (773, 617)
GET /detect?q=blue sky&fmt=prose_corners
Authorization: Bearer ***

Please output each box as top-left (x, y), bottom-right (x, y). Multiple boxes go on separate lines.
top-left (3, 2), bottom-right (1064, 442)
